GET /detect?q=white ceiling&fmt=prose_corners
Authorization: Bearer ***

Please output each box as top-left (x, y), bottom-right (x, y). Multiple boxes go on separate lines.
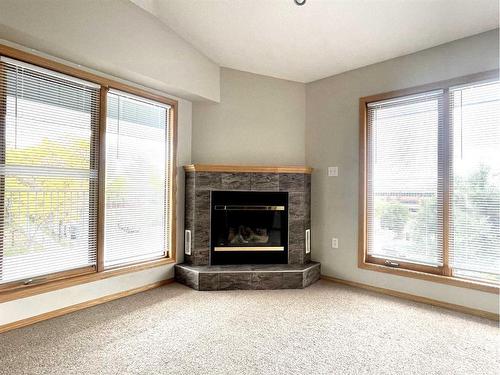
top-left (133, 0), bottom-right (499, 83)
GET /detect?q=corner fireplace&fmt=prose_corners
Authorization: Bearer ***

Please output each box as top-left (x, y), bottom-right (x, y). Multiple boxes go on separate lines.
top-left (210, 191), bottom-right (288, 265)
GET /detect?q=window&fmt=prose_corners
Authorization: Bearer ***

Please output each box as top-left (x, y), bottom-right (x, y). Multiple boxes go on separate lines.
top-left (360, 71), bottom-right (499, 291)
top-left (0, 57), bottom-right (100, 285)
top-left (0, 47), bottom-right (176, 295)
top-left (366, 91), bottom-right (443, 273)
top-left (104, 90), bottom-right (172, 267)
top-left (449, 81), bottom-right (500, 284)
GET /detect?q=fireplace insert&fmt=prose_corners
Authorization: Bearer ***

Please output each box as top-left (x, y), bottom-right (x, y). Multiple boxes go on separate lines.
top-left (210, 191), bottom-right (288, 265)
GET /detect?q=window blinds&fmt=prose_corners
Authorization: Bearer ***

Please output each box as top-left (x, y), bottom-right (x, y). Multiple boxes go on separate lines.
top-left (0, 57), bottom-right (100, 284)
top-left (104, 90), bottom-right (171, 267)
top-left (449, 80), bottom-right (500, 284)
top-left (367, 91), bottom-right (444, 267)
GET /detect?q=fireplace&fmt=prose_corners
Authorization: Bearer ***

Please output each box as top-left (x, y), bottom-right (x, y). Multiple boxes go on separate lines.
top-left (211, 191), bottom-right (288, 265)
top-left (176, 164), bottom-right (320, 291)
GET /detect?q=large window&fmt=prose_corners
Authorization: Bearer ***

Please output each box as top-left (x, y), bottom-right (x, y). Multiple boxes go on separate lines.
top-left (104, 90), bottom-right (172, 267)
top-left (360, 72), bottom-right (499, 291)
top-left (0, 57), bottom-right (99, 285)
top-left (449, 81), bottom-right (500, 284)
top-left (0, 49), bottom-right (176, 294)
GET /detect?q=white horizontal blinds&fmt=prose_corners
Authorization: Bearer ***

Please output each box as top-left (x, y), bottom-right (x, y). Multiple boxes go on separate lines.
top-left (367, 91), bottom-right (444, 267)
top-left (0, 57), bottom-right (99, 284)
top-left (449, 80), bottom-right (500, 284)
top-left (104, 90), bottom-right (170, 267)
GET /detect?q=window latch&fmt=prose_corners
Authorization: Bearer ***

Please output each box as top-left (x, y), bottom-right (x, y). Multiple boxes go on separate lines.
top-left (23, 277), bottom-right (45, 285)
top-left (384, 260), bottom-right (399, 268)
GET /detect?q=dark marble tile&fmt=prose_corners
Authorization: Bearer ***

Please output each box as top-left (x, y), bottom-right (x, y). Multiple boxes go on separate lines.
top-left (251, 173), bottom-right (279, 191)
top-left (251, 272), bottom-right (283, 289)
top-left (288, 192), bottom-right (307, 221)
top-left (303, 264), bottom-right (321, 287)
top-left (194, 220), bottom-right (210, 245)
top-left (282, 272), bottom-right (304, 289)
top-left (194, 190), bottom-right (210, 214)
top-left (185, 200), bottom-right (194, 232)
top-left (289, 220), bottom-right (305, 248)
top-left (177, 262), bottom-right (320, 272)
top-left (191, 249), bottom-right (210, 266)
top-left (199, 273), bottom-right (219, 291)
top-left (185, 205), bottom-right (194, 232)
top-left (288, 220), bottom-right (306, 264)
top-left (288, 247), bottom-right (303, 265)
top-left (175, 266), bottom-right (199, 290)
top-left (185, 172), bottom-right (195, 193)
top-left (193, 190), bottom-right (210, 254)
top-left (221, 173), bottom-right (252, 190)
top-left (305, 188), bottom-right (311, 218)
top-left (219, 273), bottom-right (253, 290)
top-left (279, 173), bottom-right (306, 192)
top-left (175, 262), bottom-right (320, 290)
top-left (195, 172), bottom-right (221, 190)
top-left (185, 174), bottom-right (195, 230)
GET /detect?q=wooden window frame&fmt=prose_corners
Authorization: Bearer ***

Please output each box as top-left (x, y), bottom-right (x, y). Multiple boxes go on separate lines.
top-left (359, 70), bottom-right (500, 295)
top-left (0, 44), bottom-right (178, 302)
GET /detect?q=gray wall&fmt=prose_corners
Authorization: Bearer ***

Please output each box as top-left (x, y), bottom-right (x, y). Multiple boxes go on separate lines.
top-left (192, 68), bottom-right (306, 165)
top-left (306, 29), bottom-right (499, 314)
top-left (0, 0), bottom-right (220, 102)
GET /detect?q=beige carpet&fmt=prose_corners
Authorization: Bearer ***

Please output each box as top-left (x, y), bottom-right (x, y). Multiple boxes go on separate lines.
top-left (0, 280), bottom-right (498, 375)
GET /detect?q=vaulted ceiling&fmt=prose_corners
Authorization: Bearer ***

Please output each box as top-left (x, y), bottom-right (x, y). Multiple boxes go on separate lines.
top-left (133, 0), bottom-right (498, 83)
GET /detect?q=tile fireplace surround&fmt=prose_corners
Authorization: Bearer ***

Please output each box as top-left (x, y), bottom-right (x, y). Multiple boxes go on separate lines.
top-left (175, 165), bottom-right (320, 291)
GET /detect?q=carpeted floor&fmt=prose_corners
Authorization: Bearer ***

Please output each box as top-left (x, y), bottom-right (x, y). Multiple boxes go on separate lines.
top-left (0, 280), bottom-right (498, 375)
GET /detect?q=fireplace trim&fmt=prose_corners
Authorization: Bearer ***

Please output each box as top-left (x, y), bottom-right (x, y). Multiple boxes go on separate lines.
top-left (214, 246), bottom-right (285, 252)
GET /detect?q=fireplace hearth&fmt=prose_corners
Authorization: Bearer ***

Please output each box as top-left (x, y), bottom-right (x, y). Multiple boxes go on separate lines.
top-left (175, 164), bottom-right (320, 291)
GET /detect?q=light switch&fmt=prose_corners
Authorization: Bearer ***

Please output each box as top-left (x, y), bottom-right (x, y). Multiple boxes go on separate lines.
top-left (328, 166), bottom-right (339, 177)
top-left (331, 238), bottom-right (339, 249)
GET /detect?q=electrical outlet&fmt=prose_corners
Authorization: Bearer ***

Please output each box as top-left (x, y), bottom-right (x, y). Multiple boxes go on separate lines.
top-left (328, 166), bottom-right (339, 177)
top-left (331, 237), bottom-right (339, 249)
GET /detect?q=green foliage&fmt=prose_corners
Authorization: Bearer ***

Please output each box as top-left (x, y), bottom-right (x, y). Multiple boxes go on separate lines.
top-left (376, 200), bottom-right (409, 239)
top-left (450, 165), bottom-right (500, 275)
top-left (4, 138), bottom-right (92, 256)
top-left (410, 197), bottom-right (437, 249)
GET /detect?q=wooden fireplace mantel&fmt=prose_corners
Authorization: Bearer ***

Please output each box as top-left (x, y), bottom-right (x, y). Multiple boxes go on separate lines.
top-left (183, 164), bottom-right (313, 174)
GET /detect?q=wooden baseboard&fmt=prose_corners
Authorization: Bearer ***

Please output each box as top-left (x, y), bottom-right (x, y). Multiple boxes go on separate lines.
top-left (0, 278), bottom-right (175, 334)
top-left (320, 275), bottom-right (499, 321)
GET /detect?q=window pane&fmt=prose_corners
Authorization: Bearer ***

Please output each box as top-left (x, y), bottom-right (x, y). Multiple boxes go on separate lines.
top-left (1, 59), bottom-right (99, 284)
top-left (104, 91), bottom-right (170, 267)
top-left (450, 80), bottom-right (500, 284)
top-left (367, 92), bottom-right (443, 267)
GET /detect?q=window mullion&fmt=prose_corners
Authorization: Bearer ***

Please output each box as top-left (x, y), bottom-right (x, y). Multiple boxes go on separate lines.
top-left (97, 86), bottom-right (108, 272)
top-left (441, 88), bottom-right (452, 276)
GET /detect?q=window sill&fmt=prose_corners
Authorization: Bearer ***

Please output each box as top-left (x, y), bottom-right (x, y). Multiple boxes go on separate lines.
top-left (359, 260), bottom-right (499, 294)
top-left (0, 257), bottom-right (176, 303)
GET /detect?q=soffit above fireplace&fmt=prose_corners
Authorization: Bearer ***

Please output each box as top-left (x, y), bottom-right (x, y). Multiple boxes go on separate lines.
top-left (184, 164), bottom-right (313, 174)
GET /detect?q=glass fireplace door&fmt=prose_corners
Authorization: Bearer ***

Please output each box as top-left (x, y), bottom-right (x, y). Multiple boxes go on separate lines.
top-left (211, 191), bottom-right (288, 265)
